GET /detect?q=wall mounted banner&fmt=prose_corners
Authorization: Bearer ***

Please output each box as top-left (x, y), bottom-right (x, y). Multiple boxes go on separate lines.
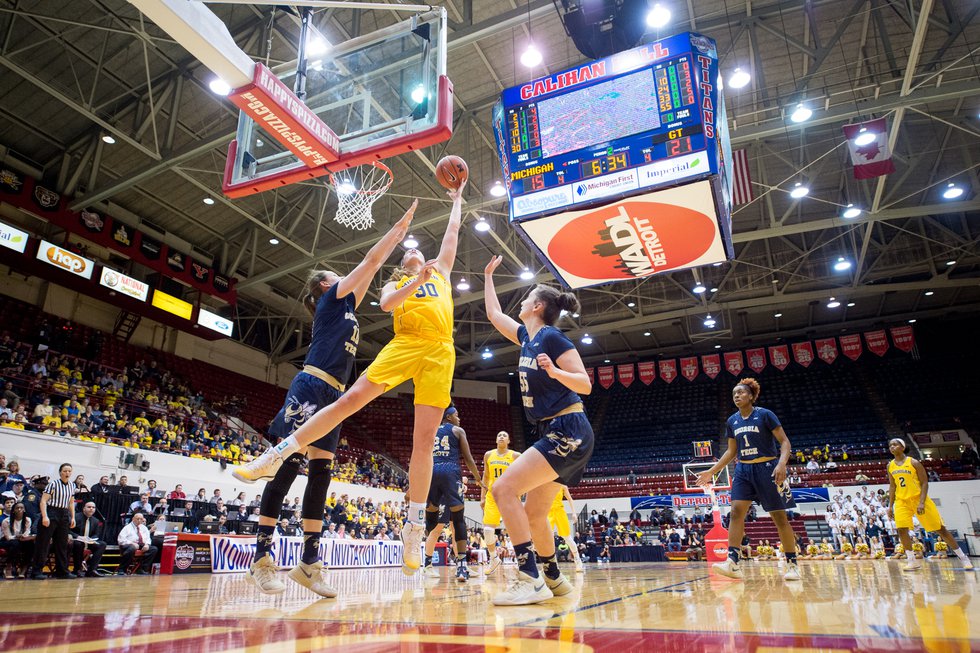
top-left (110, 218), bottom-right (134, 248)
top-left (586, 368), bottom-right (594, 385)
top-left (597, 365), bottom-right (615, 389)
top-left (659, 359), bottom-right (677, 383)
top-left (746, 348), bottom-right (766, 373)
top-left (630, 486), bottom-right (829, 511)
top-left (197, 307), bottom-right (234, 337)
top-left (638, 361), bottom-right (656, 385)
top-left (79, 209), bottom-right (105, 234)
top-left (791, 341), bottom-right (814, 367)
top-left (768, 345), bottom-right (790, 371)
top-left (36, 240), bottom-right (95, 279)
top-left (865, 329), bottom-right (889, 357)
top-left (32, 185), bottom-right (61, 211)
top-left (0, 220), bottom-right (29, 254)
top-left (723, 351), bottom-right (743, 376)
top-left (617, 363), bottom-right (635, 387)
top-left (680, 357), bottom-right (699, 382)
top-left (701, 354), bottom-right (720, 379)
top-left (0, 167), bottom-right (24, 193)
top-left (99, 268), bottom-right (149, 302)
top-left (210, 535), bottom-right (403, 573)
top-left (840, 334), bottom-right (862, 360)
top-left (889, 325), bottom-right (915, 353)
top-left (815, 338), bottom-right (838, 364)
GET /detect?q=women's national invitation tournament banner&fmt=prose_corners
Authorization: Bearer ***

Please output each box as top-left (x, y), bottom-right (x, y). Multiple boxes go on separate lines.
top-left (209, 535), bottom-right (405, 573)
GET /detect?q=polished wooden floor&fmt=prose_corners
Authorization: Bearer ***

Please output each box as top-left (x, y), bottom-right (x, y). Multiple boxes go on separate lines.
top-left (1, 559), bottom-right (977, 652)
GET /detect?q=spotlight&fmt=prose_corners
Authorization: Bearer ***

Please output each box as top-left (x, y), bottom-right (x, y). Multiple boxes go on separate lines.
top-left (208, 78), bottom-right (231, 95)
top-left (456, 279), bottom-right (471, 291)
top-left (943, 183), bottom-right (964, 199)
top-left (714, 344), bottom-right (722, 349)
top-left (854, 126), bottom-right (876, 146)
top-left (693, 284), bottom-right (707, 294)
top-left (489, 181), bottom-right (507, 197)
top-left (728, 68), bottom-right (751, 89)
top-left (710, 287), bottom-right (718, 293)
top-left (790, 103), bottom-right (812, 123)
top-left (627, 301), bottom-right (636, 307)
top-left (101, 135), bottom-right (116, 144)
top-left (474, 217), bottom-right (491, 233)
top-left (520, 268), bottom-right (534, 281)
top-left (842, 204), bottom-right (861, 219)
top-left (202, 197), bottom-right (215, 205)
top-left (520, 44), bottom-right (542, 68)
top-left (946, 260), bottom-right (956, 266)
top-left (306, 35), bottom-right (329, 57)
top-left (572, 312), bottom-right (580, 318)
top-left (269, 238), bottom-right (279, 245)
top-left (581, 333), bottom-right (593, 345)
top-left (403, 235), bottom-right (419, 248)
top-left (645, 3), bottom-right (671, 28)
top-left (703, 314), bottom-right (716, 328)
top-left (908, 319), bottom-right (917, 324)
top-left (712, 261), bottom-right (723, 267)
top-left (924, 291), bottom-right (934, 296)
top-left (481, 348), bottom-right (493, 359)
top-left (603, 359), bottom-right (611, 364)
top-left (847, 302), bottom-right (855, 307)
top-left (643, 331), bottom-right (651, 336)
top-left (369, 301), bottom-right (379, 306)
top-left (833, 257), bottom-right (852, 271)
top-left (410, 84), bottom-right (426, 105)
top-left (827, 297), bottom-right (841, 309)
top-left (790, 182), bottom-right (809, 199)
top-left (774, 313), bottom-right (782, 318)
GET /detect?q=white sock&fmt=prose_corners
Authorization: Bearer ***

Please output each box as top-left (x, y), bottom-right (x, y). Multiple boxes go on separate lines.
top-left (409, 502), bottom-right (425, 524)
top-left (906, 551), bottom-right (916, 562)
top-left (273, 436), bottom-right (299, 458)
top-left (953, 547), bottom-right (968, 560)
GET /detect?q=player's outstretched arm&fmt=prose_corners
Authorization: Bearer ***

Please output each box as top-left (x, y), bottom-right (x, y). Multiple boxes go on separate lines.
top-left (456, 428), bottom-right (484, 488)
top-left (483, 255), bottom-right (521, 344)
top-left (337, 199), bottom-right (417, 307)
top-left (436, 182), bottom-right (466, 278)
top-left (480, 451), bottom-right (491, 505)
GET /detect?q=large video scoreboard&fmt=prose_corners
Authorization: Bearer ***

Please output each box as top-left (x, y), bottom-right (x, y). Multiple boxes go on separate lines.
top-left (493, 32), bottom-right (735, 289)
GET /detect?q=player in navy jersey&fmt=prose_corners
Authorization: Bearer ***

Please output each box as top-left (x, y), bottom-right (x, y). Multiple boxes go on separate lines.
top-left (420, 405), bottom-right (482, 582)
top-left (697, 377), bottom-right (801, 582)
top-left (244, 201), bottom-right (417, 598)
top-left (483, 255), bottom-right (594, 605)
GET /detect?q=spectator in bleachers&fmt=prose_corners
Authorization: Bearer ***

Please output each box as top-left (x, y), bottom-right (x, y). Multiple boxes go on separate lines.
top-left (248, 494), bottom-right (262, 509)
top-left (168, 484), bottom-right (186, 500)
top-left (248, 507), bottom-right (261, 523)
top-left (91, 476), bottom-right (110, 495)
top-left (1, 502), bottom-right (33, 577)
top-left (275, 518), bottom-right (291, 536)
top-left (229, 491), bottom-right (246, 507)
top-left (70, 501), bottom-right (105, 577)
top-left (116, 512), bottom-right (156, 575)
top-left (209, 489), bottom-right (222, 503)
top-left (116, 475), bottom-right (130, 489)
top-left (129, 493), bottom-right (152, 515)
top-left (3, 460), bottom-right (25, 491)
top-left (146, 480), bottom-right (165, 498)
top-left (194, 488), bottom-right (207, 501)
top-left (232, 504), bottom-right (249, 522)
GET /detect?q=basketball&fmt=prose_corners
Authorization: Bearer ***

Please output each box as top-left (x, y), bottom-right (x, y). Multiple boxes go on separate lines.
top-left (435, 155), bottom-right (468, 190)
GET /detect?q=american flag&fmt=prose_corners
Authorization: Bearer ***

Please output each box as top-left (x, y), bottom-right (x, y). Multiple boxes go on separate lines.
top-left (732, 148), bottom-right (754, 206)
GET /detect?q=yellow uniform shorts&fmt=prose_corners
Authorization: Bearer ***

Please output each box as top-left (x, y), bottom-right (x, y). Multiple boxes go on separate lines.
top-left (365, 335), bottom-right (455, 408)
top-left (894, 495), bottom-right (944, 531)
top-left (548, 506), bottom-right (571, 538)
top-left (483, 491), bottom-right (502, 528)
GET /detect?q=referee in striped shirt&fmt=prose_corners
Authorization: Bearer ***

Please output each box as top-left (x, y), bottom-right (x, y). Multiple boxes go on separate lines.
top-left (32, 463), bottom-right (77, 579)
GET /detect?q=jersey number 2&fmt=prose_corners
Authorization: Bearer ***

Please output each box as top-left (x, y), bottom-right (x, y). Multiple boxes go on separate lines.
top-left (898, 476), bottom-right (906, 488)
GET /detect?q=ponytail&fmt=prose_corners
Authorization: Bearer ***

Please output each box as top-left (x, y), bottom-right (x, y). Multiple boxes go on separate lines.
top-left (532, 284), bottom-right (581, 325)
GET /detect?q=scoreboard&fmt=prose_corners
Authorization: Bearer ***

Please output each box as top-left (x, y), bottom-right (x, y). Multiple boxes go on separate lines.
top-left (493, 32), bottom-right (735, 289)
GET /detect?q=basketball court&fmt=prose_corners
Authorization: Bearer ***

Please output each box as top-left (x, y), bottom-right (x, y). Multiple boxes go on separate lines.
top-left (2, 563), bottom-right (976, 652)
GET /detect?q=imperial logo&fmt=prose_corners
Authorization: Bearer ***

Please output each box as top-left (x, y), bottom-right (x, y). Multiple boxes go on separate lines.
top-left (638, 153), bottom-right (710, 189)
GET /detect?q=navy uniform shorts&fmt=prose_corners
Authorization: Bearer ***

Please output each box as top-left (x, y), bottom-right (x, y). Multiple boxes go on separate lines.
top-left (268, 372), bottom-right (343, 453)
top-left (531, 411), bottom-right (595, 487)
top-left (427, 465), bottom-right (464, 511)
top-left (731, 460), bottom-right (797, 512)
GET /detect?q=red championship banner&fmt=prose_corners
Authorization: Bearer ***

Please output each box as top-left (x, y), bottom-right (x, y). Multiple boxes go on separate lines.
top-left (746, 348), bottom-right (766, 373)
top-left (815, 338), bottom-right (839, 364)
top-left (597, 365), bottom-right (615, 389)
top-left (680, 356), bottom-right (699, 381)
top-left (889, 325), bottom-right (915, 353)
top-left (701, 354), bottom-right (721, 379)
top-left (586, 368), bottom-right (594, 385)
top-left (769, 345), bottom-right (790, 371)
top-left (638, 361), bottom-right (656, 385)
top-left (617, 364), bottom-right (635, 388)
top-left (659, 359), bottom-right (678, 384)
top-left (791, 341), bottom-right (815, 367)
top-left (723, 351), bottom-right (744, 376)
top-left (865, 329), bottom-right (889, 357)
top-left (839, 334), bottom-right (862, 360)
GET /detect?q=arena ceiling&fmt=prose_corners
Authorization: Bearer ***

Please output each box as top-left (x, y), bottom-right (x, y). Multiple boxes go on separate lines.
top-left (1, 0), bottom-right (978, 379)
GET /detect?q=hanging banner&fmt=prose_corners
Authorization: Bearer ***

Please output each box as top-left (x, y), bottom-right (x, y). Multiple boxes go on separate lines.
top-left (723, 351), bottom-right (743, 376)
top-left (597, 365), bottom-right (615, 389)
top-left (638, 361), bottom-right (656, 385)
top-left (701, 354), bottom-right (721, 378)
top-left (746, 348), bottom-right (766, 373)
top-left (791, 341), bottom-right (814, 367)
top-left (32, 184), bottom-right (61, 212)
top-left (839, 334), bottom-right (862, 360)
top-left (769, 345), bottom-right (790, 371)
top-left (680, 357), bottom-right (699, 381)
top-left (889, 325), bottom-right (915, 353)
top-left (79, 209), bottom-right (106, 235)
top-left (110, 217), bottom-right (135, 249)
top-left (0, 168), bottom-right (24, 194)
top-left (815, 338), bottom-right (839, 365)
top-left (139, 233), bottom-right (162, 260)
top-left (617, 364), bottom-right (635, 388)
top-left (865, 330), bottom-right (889, 357)
top-left (659, 359), bottom-right (677, 384)
top-left (586, 368), bottom-right (594, 385)
top-left (166, 246), bottom-right (187, 273)
top-left (191, 260), bottom-right (211, 284)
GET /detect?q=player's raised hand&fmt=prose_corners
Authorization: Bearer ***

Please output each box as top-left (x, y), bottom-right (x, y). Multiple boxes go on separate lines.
top-left (397, 199), bottom-right (418, 229)
top-left (536, 353), bottom-right (557, 377)
top-left (419, 260), bottom-right (438, 283)
top-left (447, 179), bottom-right (467, 203)
top-left (485, 255), bottom-right (503, 276)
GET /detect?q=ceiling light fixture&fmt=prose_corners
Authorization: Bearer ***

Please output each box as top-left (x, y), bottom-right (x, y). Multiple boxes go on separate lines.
top-left (908, 319), bottom-right (917, 324)
top-left (208, 78), bottom-right (231, 95)
top-left (790, 103), bottom-right (812, 123)
top-left (410, 84), bottom-right (426, 105)
top-left (833, 257), bottom-right (852, 271)
top-left (403, 235), bottom-right (419, 249)
top-left (627, 301), bottom-right (636, 307)
top-left (520, 268), bottom-right (534, 280)
top-left (728, 67), bottom-right (751, 89)
top-left (827, 297), bottom-right (841, 308)
top-left (202, 197), bottom-right (215, 205)
top-left (643, 331), bottom-right (651, 336)
top-left (854, 126), bottom-right (876, 146)
top-left (489, 181), bottom-right (507, 197)
top-left (101, 134), bottom-right (116, 144)
top-left (790, 182), bottom-right (810, 199)
top-left (645, 3), bottom-right (671, 28)
top-left (456, 279), bottom-right (471, 291)
top-left (946, 260), bottom-right (956, 266)
top-left (268, 237), bottom-right (279, 245)
top-left (693, 284), bottom-right (707, 294)
top-left (924, 291), bottom-right (934, 296)
top-left (847, 302), bottom-right (855, 307)
top-left (703, 314), bottom-right (716, 328)
top-left (774, 313), bottom-right (782, 318)
top-left (474, 217), bottom-right (491, 232)
top-left (842, 204), bottom-right (861, 219)
top-left (943, 183), bottom-right (964, 199)
top-left (581, 333), bottom-right (593, 345)
top-left (482, 348), bottom-right (493, 359)
top-left (714, 344), bottom-right (722, 349)
top-left (520, 44), bottom-right (542, 67)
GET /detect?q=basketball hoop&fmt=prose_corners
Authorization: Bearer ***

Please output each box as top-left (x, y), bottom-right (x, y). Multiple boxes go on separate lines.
top-left (328, 161), bottom-right (393, 231)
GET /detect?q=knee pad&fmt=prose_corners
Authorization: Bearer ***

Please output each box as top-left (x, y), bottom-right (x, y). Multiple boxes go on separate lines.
top-left (450, 509), bottom-right (467, 546)
top-left (301, 458), bottom-right (333, 521)
top-left (425, 509), bottom-right (440, 535)
top-left (259, 454), bottom-right (303, 518)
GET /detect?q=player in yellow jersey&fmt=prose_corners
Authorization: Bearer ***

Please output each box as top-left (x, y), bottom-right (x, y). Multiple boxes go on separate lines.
top-left (481, 431), bottom-right (520, 575)
top-left (547, 485), bottom-right (584, 573)
top-left (235, 183), bottom-right (466, 576)
top-left (886, 438), bottom-right (973, 571)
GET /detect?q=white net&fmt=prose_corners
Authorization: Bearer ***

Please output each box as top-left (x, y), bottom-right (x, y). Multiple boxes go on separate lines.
top-left (328, 162), bottom-right (393, 230)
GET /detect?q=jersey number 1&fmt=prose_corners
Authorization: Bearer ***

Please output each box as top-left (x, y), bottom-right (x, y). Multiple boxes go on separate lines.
top-left (742, 434), bottom-right (750, 447)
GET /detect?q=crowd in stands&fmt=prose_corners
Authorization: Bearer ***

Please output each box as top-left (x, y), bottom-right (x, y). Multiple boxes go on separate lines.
top-left (0, 452), bottom-right (410, 579)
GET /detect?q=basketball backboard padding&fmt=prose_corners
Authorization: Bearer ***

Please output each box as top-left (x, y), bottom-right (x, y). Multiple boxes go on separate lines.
top-left (222, 7), bottom-right (452, 198)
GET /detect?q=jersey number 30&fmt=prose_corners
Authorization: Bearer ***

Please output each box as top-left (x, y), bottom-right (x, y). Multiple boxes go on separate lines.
top-left (414, 283), bottom-right (439, 298)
